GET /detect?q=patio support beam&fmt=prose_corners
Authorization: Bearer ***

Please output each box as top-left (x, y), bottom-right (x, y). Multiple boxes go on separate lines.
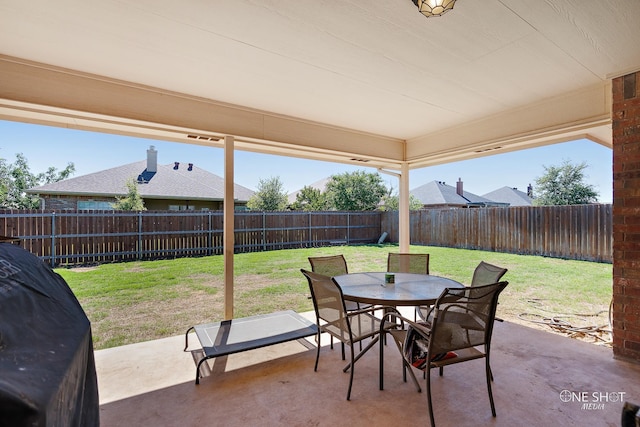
top-left (224, 135), bottom-right (234, 320)
top-left (399, 163), bottom-right (410, 253)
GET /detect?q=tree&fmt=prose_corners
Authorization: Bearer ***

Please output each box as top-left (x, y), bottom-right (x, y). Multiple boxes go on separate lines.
top-left (380, 191), bottom-right (424, 211)
top-left (325, 171), bottom-right (388, 211)
top-left (533, 160), bottom-right (599, 205)
top-left (289, 186), bottom-right (330, 211)
top-left (0, 153), bottom-right (75, 209)
top-left (112, 178), bottom-right (146, 211)
top-left (247, 176), bottom-right (288, 211)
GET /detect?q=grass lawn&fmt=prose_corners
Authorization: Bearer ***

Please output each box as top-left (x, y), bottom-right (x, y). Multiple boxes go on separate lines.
top-left (57, 244), bottom-right (613, 350)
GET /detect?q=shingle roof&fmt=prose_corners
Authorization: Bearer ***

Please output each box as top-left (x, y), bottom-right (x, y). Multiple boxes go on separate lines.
top-left (287, 177), bottom-right (330, 204)
top-left (482, 186), bottom-right (533, 207)
top-left (27, 161), bottom-right (254, 202)
top-left (411, 181), bottom-right (497, 206)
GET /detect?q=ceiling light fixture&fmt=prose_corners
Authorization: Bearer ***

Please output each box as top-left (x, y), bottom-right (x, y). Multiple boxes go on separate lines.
top-left (412, 0), bottom-right (456, 17)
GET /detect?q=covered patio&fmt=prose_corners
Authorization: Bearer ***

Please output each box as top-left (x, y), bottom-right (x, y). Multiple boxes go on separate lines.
top-left (1, 1), bottom-right (640, 424)
top-left (97, 312), bottom-right (640, 426)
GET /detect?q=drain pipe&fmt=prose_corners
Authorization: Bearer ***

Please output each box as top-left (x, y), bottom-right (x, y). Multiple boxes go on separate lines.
top-left (378, 168), bottom-right (401, 179)
top-left (378, 165), bottom-right (410, 253)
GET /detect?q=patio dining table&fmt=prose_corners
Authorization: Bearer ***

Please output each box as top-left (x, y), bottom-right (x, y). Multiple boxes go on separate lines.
top-left (333, 272), bottom-right (464, 307)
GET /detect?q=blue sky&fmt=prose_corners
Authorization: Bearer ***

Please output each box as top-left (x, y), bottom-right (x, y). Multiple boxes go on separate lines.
top-left (0, 120), bottom-right (613, 203)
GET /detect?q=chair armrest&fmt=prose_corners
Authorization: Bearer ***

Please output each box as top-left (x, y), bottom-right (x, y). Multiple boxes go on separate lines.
top-left (379, 310), bottom-right (432, 337)
top-left (420, 305), bottom-right (436, 322)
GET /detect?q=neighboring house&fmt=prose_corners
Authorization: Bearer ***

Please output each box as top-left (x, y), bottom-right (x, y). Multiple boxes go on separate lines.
top-left (411, 179), bottom-right (507, 209)
top-left (289, 177), bottom-right (521, 209)
top-left (287, 177), bottom-right (330, 205)
top-left (26, 146), bottom-right (254, 211)
top-left (482, 185), bottom-right (534, 207)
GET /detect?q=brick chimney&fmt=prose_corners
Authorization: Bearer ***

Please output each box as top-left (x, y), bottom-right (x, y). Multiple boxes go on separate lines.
top-left (146, 146), bottom-right (157, 173)
top-left (456, 178), bottom-right (463, 196)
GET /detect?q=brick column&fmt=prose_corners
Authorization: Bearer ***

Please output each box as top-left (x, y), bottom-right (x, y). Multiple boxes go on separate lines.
top-left (612, 71), bottom-right (640, 363)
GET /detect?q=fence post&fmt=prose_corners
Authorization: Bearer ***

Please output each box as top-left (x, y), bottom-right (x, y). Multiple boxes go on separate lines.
top-left (308, 211), bottom-right (312, 247)
top-left (50, 212), bottom-right (56, 268)
top-left (208, 211), bottom-right (212, 256)
top-left (347, 212), bottom-right (350, 244)
top-left (138, 211), bottom-right (143, 260)
top-left (262, 211), bottom-right (267, 251)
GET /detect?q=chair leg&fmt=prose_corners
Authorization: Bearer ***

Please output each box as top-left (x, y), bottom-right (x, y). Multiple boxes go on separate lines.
top-left (404, 360), bottom-right (422, 393)
top-left (379, 331), bottom-right (421, 392)
top-left (379, 333), bottom-right (385, 390)
top-left (426, 367), bottom-right (436, 427)
top-left (485, 357), bottom-right (497, 417)
top-left (346, 344), bottom-right (355, 400)
top-left (343, 337), bottom-right (379, 373)
top-left (355, 305), bottom-right (363, 351)
top-left (390, 333), bottom-right (421, 392)
top-left (314, 331), bottom-right (321, 372)
top-left (486, 344), bottom-right (494, 381)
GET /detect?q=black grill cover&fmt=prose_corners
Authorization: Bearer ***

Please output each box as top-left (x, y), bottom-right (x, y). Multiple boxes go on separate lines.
top-left (0, 242), bottom-right (99, 426)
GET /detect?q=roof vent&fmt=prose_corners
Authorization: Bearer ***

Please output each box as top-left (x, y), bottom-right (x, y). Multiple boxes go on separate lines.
top-left (188, 163), bottom-right (193, 171)
top-left (187, 134), bottom-right (220, 142)
top-left (474, 146), bottom-right (502, 154)
top-left (174, 162), bottom-right (179, 170)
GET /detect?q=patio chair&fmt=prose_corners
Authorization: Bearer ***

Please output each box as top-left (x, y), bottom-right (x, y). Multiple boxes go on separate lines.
top-left (387, 253), bottom-right (430, 320)
top-left (308, 254), bottom-right (349, 277)
top-left (387, 252), bottom-right (430, 275)
top-left (301, 269), bottom-right (392, 401)
top-left (416, 260), bottom-right (507, 322)
top-left (379, 281), bottom-right (509, 427)
top-left (471, 261), bottom-right (508, 288)
top-left (470, 261), bottom-right (508, 323)
top-left (308, 254), bottom-right (372, 354)
top-left (308, 254), bottom-right (371, 312)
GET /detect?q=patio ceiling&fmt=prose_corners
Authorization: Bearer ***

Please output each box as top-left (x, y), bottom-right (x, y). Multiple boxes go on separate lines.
top-left (1, 0), bottom-right (638, 171)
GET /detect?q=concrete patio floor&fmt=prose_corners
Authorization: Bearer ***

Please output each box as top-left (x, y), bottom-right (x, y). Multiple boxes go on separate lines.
top-left (96, 311), bottom-right (640, 426)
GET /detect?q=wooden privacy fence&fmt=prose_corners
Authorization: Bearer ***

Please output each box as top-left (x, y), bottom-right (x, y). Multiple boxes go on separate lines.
top-left (381, 204), bottom-right (612, 263)
top-left (0, 204), bottom-right (612, 267)
top-left (0, 210), bottom-right (382, 267)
